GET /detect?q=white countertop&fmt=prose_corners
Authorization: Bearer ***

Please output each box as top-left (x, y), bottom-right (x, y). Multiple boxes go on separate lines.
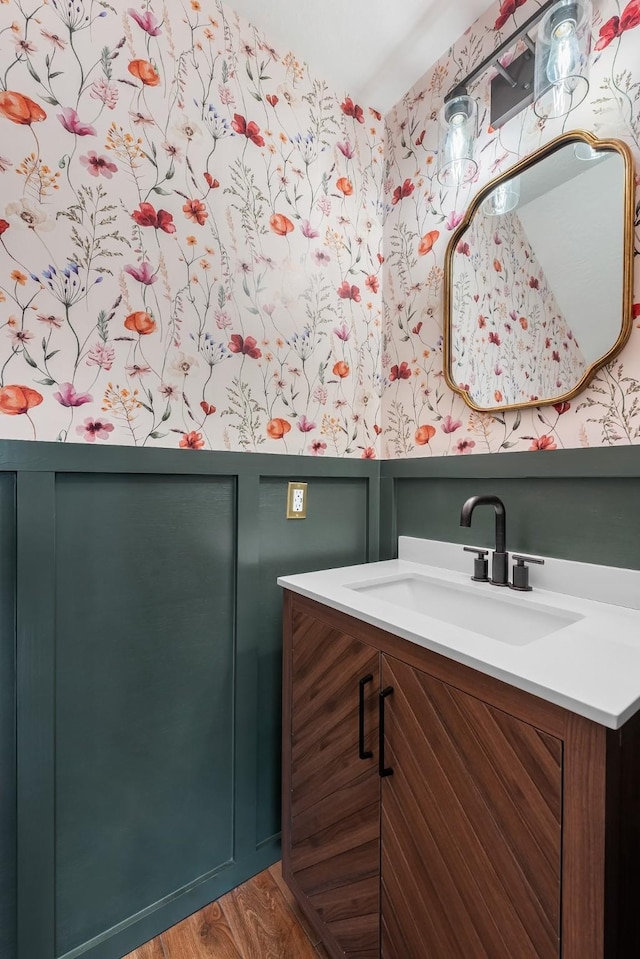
top-left (278, 537), bottom-right (640, 729)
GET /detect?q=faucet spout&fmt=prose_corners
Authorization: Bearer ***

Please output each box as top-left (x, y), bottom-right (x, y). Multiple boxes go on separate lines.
top-left (460, 495), bottom-right (508, 585)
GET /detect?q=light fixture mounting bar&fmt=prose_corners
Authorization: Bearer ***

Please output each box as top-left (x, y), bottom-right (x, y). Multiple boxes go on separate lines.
top-left (445, 0), bottom-right (557, 102)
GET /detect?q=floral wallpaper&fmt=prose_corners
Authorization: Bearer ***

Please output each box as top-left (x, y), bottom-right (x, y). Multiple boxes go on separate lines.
top-left (450, 207), bottom-right (586, 409)
top-left (0, 0), bottom-right (384, 455)
top-left (382, 0), bottom-right (640, 456)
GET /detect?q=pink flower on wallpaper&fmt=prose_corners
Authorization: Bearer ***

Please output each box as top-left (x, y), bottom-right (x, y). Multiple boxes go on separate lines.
top-left (54, 382), bottom-right (93, 407)
top-left (90, 78), bottom-right (118, 109)
top-left (124, 261), bottom-right (157, 284)
top-left (445, 211), bottom-right (464, 230)
top-left (218, 85), bottom-right (235, 106)
top-left (297, 415), bottom-right (315, 432)
top-left (312, 249), bottom-right (330, 266)
top-left (455, 439), bottom-right (476, 454)
top-left (529, 435), bottom-right (557, 451)
top-left (215, 310), bottom-right (232, 330)
top-left (57, 107), bottom-right (97, 136)
top-left (316, 196), bottom-right (331, 216)
top-left (76, 418), bottom-right (114, 442)
top-left (128, 8), bottom-right (163, 36)
top-left (337, 281), bottom-right (360, 301)
top-left (86, 343), bottom-right (114, 371)
top-left (442, 415), bottom-right (462, 434)
top-left (337, 141), bottom-right (355, 159)
top-left (80, 151), bottom-right (118, 178)
top-left (333, 322), bottom-right (350, 341)
top-left (310, 440), bottom-right (327, 455)
top-left (300, 220), bottom-right (319, 238)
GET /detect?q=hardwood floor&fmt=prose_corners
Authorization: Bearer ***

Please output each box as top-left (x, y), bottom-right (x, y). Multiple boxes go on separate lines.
top-left (124, 864), bottom-right (331, 959)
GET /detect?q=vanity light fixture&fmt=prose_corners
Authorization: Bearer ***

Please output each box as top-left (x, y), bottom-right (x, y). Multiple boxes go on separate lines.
top-left (437, 95), bottom-right (478, 187)
top-left (437, 0), bottom-right (592, 152)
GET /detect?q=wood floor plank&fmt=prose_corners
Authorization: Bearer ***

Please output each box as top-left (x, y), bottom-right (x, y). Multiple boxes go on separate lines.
top-left (161, 901), bottom-right (242, 959)
top-left (123, 937), bottom-right (167, 959)
top-left (221, 868), bottom-right (320, 959)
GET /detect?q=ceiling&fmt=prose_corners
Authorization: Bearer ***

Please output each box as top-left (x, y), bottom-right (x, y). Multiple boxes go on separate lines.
top-left (228, 0), bottom-right (498, 115)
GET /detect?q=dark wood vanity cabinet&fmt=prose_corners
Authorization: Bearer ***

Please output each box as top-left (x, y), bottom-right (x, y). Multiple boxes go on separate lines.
top-left (282, 591), bottom-right (640, 959)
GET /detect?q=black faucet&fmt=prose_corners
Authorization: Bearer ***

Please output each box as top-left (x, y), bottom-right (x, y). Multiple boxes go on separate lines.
top-left (460, 495), bottom-right (508, 586)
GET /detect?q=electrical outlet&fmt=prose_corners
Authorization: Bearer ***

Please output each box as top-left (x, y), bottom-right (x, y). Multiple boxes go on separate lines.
top-left (286, 482), bottom-right (307, 519)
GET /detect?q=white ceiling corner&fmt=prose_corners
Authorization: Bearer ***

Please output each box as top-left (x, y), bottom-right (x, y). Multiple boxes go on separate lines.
top-left (227, 0), bottom-right (497, 114)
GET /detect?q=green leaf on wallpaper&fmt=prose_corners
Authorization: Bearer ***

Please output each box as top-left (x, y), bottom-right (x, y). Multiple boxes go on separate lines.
top-left (22, 350), bottom-right (37, 369)
top-left (26, 60), bottom-right (40, 83)
top-left (247, 307), bottom-right (259, 315)
top-left (218, 287), bottom-right (226, 308)
top-left (36, 378), bottom-right (56, 387)
top-left (41, 338), bottom-right (47, 353)
top-left (165, 165), bottom-right (174, 180)
top-left (45, 351), bottom-right (59, 362)
top-left (242, 276), bottom-right (250, 297)
top-left (161, 406), bottom-right (171, 422)
top-left (49, 71), bottom-right (63, 80)
top-left (501, 441), bottom-right (519, 449)
top-left (513, 410), bottom-right (522, 431)
top-left (222, 60), bottom-right (229, 84)
top-left (148, 431), bottom-right (167, 440)
top-left (250, 92), bottom-right (262, 102)
top-left (245, 60), bottom-right (253, 81)
top-left (42, 96), bottom-right (59, 105)
top-left (153, 187), bottom-right (171, 196)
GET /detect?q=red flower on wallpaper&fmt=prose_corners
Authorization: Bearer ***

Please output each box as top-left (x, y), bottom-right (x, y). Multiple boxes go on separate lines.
top-left (333, 361), bottom-right (350, 379)
top-left (179, 431), bottom-right (204, 449)
top-left (128, 59), bottom-right (161, 86)
top-left (553, 402), bottom-right (571, 415)
top-left (389, 361), bottom-right (411, 382)
top-left (265, 94), bottom-right (278, 107)
top-left (488, 332), bottom-right (501, 346)
top-left (596, 2), bottom-right (640, 50)
top-left (0, 220), bottom-right (9, 236)
top-left (337, 281), bottom-right (361, 302)
top-left (392, 178), bottom-right (415, 205)
top-left (200, 402), bottom-right (216, 416)
top-left (494, 0), bottom-right (528, 31)
top-left (228, 334), bottom-right (262, 359)
top-left (269, 213), bottom-right (294, 236)
top-left (266, 418), bottom-right (291, 439)
top-left (418, 229), bottom-right (439, 255)
top-left (131, 202), bottom-right (176, 233)
top-left (204, 172), bottom-right (219, 189)
top-left (0, 91), bottom-right (46, 125)
top-left (231, 113), bottom-right (265, 147)
top-left (183, 199), bottom-right (208, 225)
top-left (0, 385), bottom-right (43, 415)
top-left (340, 97), bottom-right (364, 123)
top-left (415, 424), bottom-right (436, 445)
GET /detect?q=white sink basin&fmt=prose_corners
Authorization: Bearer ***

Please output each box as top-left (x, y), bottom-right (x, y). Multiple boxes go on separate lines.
top-left (348, 573), bottom-right (583, 645)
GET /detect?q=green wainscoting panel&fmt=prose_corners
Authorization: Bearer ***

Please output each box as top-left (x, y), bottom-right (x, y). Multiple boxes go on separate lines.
top-left (256, 476), bottom-right (370, 846)
top-left (0, 474), bottom-right (15, 959)
top-left (54, 474), bottom-right (236, 956)
top-left (384, 447), bottom-right (640, 569)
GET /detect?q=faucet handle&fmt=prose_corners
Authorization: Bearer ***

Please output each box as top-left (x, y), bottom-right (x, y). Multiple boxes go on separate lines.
top-left (510, 554), bottom-right (544, 592)
top-left (463, 546), bottom-right (489, 583)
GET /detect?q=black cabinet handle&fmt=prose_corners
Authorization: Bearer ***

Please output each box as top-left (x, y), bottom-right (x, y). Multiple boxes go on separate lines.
top-left (358, 674), bottom-right (374, 760)
top-left (379, 686), bottom-right (394, 778)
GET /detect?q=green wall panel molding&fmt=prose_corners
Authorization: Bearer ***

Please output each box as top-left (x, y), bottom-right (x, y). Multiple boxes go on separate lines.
top-left (0, 474), bottom-right (15, 959)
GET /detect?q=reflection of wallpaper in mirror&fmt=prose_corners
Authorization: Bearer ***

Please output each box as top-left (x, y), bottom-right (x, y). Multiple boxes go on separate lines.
top-left (451, 209), bottom-right (586, 407)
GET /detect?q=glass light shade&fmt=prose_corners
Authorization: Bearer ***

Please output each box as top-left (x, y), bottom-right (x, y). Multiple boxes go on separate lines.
top-left (534, 0), bottom-right (592, 119)
top-left (437, 95), bottom-right (478, 187)
top-left (481, 176), bottom-right (521, 215)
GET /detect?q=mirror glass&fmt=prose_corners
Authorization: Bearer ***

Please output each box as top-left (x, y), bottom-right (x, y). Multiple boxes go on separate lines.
top-left (445, 135), bottom-right (632, 411)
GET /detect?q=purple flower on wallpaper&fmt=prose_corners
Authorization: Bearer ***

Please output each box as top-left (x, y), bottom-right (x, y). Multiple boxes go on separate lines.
top-left (333, 322), bottom-right (350, 341)
top-left (445, 211), bottom-right (464, 231)
top-left (310, 440), bottom-right (327, 455)
top-left (441, 415), bottom-right (462, 434)
top-left (57, 107), bottom-right (97, 136)
top-left (86, 343), bottom-right (115, 371)
top-left (300, 220), bottom-right (319, 239)
top-left (312, 249), bottom-right (331, 266)
top-left (127, 7), bottom-right (163, 35)
top-left (297, 415), bottom-right (316, 432)
top-left (54, 382), bottom-right (93, 407)
top-left (124, 261), bottom-right (157, 284)
top-left (337, 141), bottom-right (355, 159)
top-left (76, 418), bottom-right (114, 442)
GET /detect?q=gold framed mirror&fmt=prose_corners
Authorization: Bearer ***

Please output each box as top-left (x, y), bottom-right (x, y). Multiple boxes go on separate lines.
top-left (443, 131), bottom-right (635, 413)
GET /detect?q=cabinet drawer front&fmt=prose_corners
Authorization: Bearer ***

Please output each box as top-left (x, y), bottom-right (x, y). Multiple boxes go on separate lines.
top-left (381, 654), bottom-right (562, 959)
